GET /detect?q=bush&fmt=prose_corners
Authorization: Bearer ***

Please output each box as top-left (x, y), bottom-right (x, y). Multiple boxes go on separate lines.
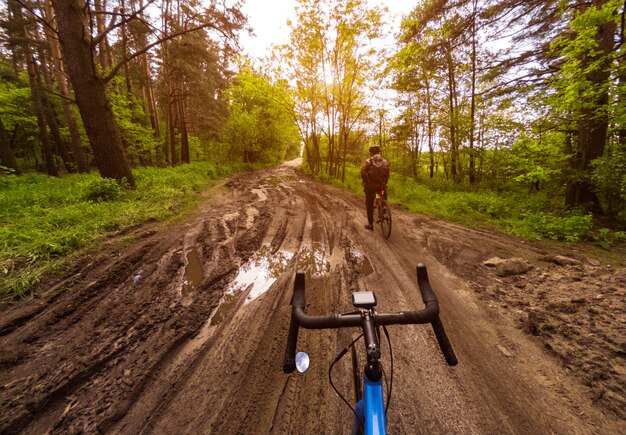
top-left (517, 212), bottom-right (593, 242)
top-left (593, 228), bottom-right (626, 249)
top-left (1, 162), bottom-right (244, 298)
top-left (592, 150), bottom-right (626, 220)
top-left (82, 178), bottom-right (123, 202)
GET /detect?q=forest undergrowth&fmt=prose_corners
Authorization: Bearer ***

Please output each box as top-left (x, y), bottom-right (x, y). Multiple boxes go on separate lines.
top-left (0, 162), bottom-right (250, 298)
top-left (313, 164), bottom-right (626, 249)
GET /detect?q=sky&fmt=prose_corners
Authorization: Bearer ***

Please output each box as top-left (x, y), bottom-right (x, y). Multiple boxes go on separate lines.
top-left (239, 0), bottom-right (417, 59)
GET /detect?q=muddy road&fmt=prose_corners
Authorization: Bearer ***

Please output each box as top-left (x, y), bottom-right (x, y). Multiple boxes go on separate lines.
top-left (1, 161), bottom-right (624, 434)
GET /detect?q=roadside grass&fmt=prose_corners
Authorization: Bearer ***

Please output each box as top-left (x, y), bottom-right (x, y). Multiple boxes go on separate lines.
top-left (310, 164), bottom-right (617, 244)
top-left (0, 162), bottom-right (243, 298)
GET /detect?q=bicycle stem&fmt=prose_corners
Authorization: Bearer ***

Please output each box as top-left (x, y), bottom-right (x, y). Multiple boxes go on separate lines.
top-left (362, 310), bottom-right (382, 382)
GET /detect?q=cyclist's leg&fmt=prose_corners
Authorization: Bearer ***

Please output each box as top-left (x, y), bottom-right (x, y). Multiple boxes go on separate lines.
top-left (364, 189), bottom-right (376, 227)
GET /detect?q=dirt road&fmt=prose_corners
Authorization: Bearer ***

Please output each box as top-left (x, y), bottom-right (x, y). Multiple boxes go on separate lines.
top-left (1, 161), bottom-right (624, 434)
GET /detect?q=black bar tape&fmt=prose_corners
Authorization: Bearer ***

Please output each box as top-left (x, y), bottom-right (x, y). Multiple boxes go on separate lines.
top-left (292, 272), bottom-right (306, 307)
top-left (283, 272), bottom-right (306, 373)
top-left (431, 317), bottom-right (458, 366)
top-left (283, 315), bottom-right (299, 373)
top-left (416, 264), bottom-right (458, 366)
top-left (416, 264), bottom-right (438, 305)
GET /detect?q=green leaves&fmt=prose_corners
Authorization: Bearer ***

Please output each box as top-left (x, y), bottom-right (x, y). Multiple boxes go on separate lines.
top-left (0, 162), bottom-right (241, 298)
top-left (224, 68), bottom-right (299, 163)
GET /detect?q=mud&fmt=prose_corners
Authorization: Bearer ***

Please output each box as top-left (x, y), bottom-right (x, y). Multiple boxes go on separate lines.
top-left (0, 160), bottom-right (624, 434)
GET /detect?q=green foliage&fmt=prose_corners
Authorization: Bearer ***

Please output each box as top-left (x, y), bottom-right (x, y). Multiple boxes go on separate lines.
top-left (591, 147), bottom-right (626, 219)
top-left (592, 228), bottom-right (626, 250)
top-left (508, 131), bottom-right (568, 186)
top-left (511, 212), bottom-right (593, 242)
top-left (0, 162), bottom-right (242, 298)
top-left (316, 162), bottom-right (596, 243)
top-left (550, 0), bottom-right (621, 115)
top-left (82, 178), bottom-right (124, 202)
top-left (224, 67), bottom-right (300, 164)
top-left (0, 76), bottom-right (39, 159)
top-left (109, 83), bottom-right (159, 166)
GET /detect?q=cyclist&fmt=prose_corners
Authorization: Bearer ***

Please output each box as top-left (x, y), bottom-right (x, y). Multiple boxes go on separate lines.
top-left (360, 145), bottom-right (390, 231)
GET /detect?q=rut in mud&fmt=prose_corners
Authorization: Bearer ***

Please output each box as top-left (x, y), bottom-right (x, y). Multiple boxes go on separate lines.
top-left (0, 161), bottom-right (624, 434)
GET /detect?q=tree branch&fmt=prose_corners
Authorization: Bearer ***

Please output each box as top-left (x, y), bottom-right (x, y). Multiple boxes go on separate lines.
top-left (91, 0), bottom-right (155, 47)
top-left (102, 22), bottom-right (232, 83)
top-left (13, 0), bottom-right (57, 34)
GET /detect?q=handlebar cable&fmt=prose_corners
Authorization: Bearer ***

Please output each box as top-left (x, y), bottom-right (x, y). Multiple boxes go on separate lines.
top-left (329, 333), bottom-right (363, 420)
top-left (382, 325), bottom-right (393, 416)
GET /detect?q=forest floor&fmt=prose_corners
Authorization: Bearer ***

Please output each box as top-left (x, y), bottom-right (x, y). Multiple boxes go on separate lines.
top-left (0, 160), bottom-right (624, 434)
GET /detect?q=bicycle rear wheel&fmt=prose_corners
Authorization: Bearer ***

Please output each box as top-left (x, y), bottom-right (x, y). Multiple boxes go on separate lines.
top-left (379, 200), bottom-right (392, 239)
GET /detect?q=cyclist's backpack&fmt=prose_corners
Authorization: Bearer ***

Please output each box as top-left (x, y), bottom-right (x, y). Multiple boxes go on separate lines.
top-left (368, 155), bottom-right (390, 187)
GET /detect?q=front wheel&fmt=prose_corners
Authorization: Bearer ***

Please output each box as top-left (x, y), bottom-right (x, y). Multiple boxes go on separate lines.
top-left (379, 200), bottom-right (392, 239)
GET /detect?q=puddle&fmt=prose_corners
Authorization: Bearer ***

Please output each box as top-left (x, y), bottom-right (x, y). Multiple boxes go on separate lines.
top-left (228, 246), bottom-right (293, 303)
top-left (209, 292), bottom-right (240, 326)
top-left (263, 176), bottom-right (281, 186)
top-left (297, 242), bottom-right (331, 277)
top-left (182, 249), bottom-right (204, 301)
top-left (349, 249), bottom-right (374, 276)
top-left (223, 211), bottom-right (238, 221)
top-left (251, 188), bottom-right (267, 201)
top-left (246, 207), bottom-right (259, 228)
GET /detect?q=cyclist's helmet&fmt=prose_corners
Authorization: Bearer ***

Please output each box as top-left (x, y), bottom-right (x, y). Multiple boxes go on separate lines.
top-left (369, 145), bottom-right (381, 155)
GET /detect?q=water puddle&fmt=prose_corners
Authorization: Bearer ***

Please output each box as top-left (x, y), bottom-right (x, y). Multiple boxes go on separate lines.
top-left (297, 242), bottom-right (331, 277)
top-left (209, 292), bottom-right (240, 326)
top-left (251, 188), bottom-right (267, 201)
top-left (207, 246), bottom-right (294, 326)
top-left (263, 176), bottom-right (281, 186)
top-left (229, 245), bottom-right (293, 303)
top-left (246, 207), bottom-right (259, 229)
top-left (181, 249), bottom-right (204, 304)
top-left (348, 249), bottom-right (374, 276)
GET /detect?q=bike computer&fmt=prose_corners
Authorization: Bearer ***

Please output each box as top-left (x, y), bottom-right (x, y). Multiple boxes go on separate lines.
top-left (351, 291), bottom-right (377, 309)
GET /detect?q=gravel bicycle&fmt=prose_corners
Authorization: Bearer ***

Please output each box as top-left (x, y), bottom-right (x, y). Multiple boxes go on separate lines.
top-left (283, 264), bottom-right (458, 434)
top-left (375, 189), bottom-right (391, 239)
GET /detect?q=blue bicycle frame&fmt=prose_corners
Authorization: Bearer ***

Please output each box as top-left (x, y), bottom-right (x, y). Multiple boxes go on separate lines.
top-left (355, 376), bottom-right (386, 434)
top-left (283, 267), bottom-right (458, 434)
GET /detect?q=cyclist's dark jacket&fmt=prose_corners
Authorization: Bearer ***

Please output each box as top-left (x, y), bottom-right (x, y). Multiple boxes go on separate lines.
top-left (361, 154), bottom-right (390, 191)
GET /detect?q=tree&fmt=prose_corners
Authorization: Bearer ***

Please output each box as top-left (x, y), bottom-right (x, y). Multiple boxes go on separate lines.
top-left (281, 0), bottom-right (386, 180)
top-left (224, 67), bottom-right (299, 163)
top-left (51, 0), bottom-right (135, 185)
top-left (551, 0), bottom-right (619, 211)
top-left (47, 0), bottom-right (245, 184)
top-left (43, 0), bottom-right (88, 173)
top-left (0, 116), bottom-right (19, 174)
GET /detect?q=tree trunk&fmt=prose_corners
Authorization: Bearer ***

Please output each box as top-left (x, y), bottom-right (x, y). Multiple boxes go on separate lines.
top-left (426, 80), bottom-right (434, 179)
top-left (565, 0), bottom-right (616, 212)
top-left (120, 0), bottom-right (133, 94)
top-left (446, 48), bottom-right (459, 183)
top-left (168, 84), bottom-right (179, 166)
top-left (9, 0), bottom-right (58, 176)
top-left (32, 32), bottom-right (76, 174)
top-left (0, 117), bottom-right (20, 174)
top-left (44, 0), bottom-right (89, 173)
top-left (51, 0), bottom-right (136, 187)
top-left (179, 86), bottom-right (190, 164)
top-left (93, 0), bottom-right (113, 69)
top-left (133, 0), bottom-right (160, 140)
top-left (468, 0), bottom-right (477, 185)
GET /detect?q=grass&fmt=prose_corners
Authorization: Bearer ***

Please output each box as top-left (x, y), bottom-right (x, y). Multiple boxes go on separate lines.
top-left (0, 161), bottom-right (244, 298)
top-left (310, 164), bottom-right (601, 244)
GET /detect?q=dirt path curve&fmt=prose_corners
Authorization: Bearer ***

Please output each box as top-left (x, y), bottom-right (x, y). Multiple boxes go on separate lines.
top-left (1, 161), bottom-right (624, 434)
